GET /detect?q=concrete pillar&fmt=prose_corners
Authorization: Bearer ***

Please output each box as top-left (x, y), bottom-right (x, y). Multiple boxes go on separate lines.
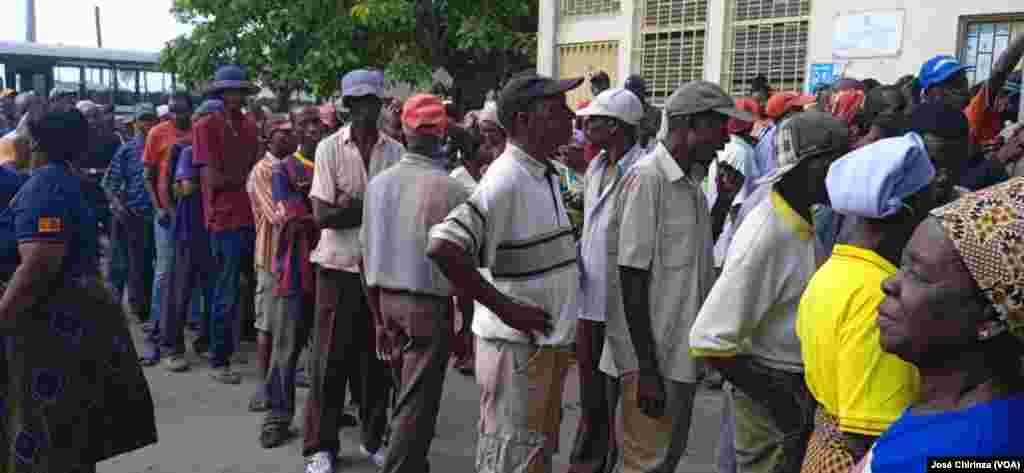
top-left (620, 0), bottom-right (640, 81)
top-left (704, 0), bottom-right (726, 85)
top-left (537, 0), bottom-right (559, 77)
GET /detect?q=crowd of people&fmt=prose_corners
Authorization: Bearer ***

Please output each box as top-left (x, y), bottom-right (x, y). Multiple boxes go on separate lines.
top-left (0, 31), bottom-right (1022, 473)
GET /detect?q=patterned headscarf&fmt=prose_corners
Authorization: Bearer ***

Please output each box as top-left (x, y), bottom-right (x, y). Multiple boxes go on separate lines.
top-left (830, 88), bottom-right (866, 126)
top-left (930, 177), bottom-right (1024, 342)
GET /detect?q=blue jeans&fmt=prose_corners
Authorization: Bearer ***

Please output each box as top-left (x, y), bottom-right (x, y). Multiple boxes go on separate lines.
top-left (144, 219), bottom-right (176, 354)
top-left (209, 226), bottom-right (255, 368)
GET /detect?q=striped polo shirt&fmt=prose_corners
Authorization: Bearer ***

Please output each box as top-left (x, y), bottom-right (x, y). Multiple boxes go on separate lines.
top-left (429, 144), bottom-right (578, 347)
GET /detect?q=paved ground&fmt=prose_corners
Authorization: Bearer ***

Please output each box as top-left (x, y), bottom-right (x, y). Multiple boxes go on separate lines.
top-left (100, 325), bottom-right (724, 473)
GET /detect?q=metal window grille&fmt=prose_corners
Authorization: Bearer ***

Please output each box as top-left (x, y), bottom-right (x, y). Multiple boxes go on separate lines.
top-left (559, 41), bottom-right (620, 109)
top-left (561, 0), bottom-right (621, 17)
top-left (640, 0), bottom-right (709, 105)
top-left (722, 0), bottom-right (811, 95)
top-left (961, 18), bottom-right (1024, 85)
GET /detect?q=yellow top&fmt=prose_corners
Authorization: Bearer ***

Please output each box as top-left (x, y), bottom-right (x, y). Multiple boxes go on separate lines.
top-left (796, 244), bottom-right (920, 436)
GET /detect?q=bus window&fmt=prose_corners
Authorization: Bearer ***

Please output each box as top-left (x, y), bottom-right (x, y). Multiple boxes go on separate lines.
top-left (85, 67), bottom-right (114, 105)
top-left (115, 69), bottom-right (138, 106)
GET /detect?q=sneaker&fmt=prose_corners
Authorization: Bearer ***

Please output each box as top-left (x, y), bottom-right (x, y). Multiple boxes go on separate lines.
top-left (360, 445), bottom-right (386, 468)
top-left (163, 355), bottom-right (190, 373)
top-left (192, 337), bottom-right (210, 357)
top-left (305, 451), bottom-right (335, 473)
top-left (210, 366), bottom-right (241, 385)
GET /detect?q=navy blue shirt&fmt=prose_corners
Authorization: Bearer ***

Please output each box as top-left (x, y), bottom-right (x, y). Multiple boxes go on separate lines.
top-left (0, 161), bottom-right (99, 282)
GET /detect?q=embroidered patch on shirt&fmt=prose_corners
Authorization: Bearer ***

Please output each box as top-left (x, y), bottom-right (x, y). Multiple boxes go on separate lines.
top-left (37, 217), bottom-right (62, 233)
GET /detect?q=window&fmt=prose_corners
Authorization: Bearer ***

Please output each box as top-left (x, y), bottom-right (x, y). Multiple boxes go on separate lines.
top-left (115, 69), bottom-right (139, 106)
top-left (558, 41), bottom-right (620, 109)
top-left (84, 67), bottom-right (113, 105)
top-left (722, 0), bottom-right (811, 95)
top-left (142, 71), bottom-right (172, 104)
top-left (640, 0), bottom-right (709, 105)
top-left (959, 15), bottom-right (1024, 85)
top-left (54, 66), bottom-right (81, 93)
top-left (0, 64), bottom-right (6, 90)
top-left (560, 0), bottom-right (620, 17)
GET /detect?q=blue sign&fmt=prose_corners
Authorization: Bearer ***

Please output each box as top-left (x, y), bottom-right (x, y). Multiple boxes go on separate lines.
top-left (807, 63), bottom-right (836, 93)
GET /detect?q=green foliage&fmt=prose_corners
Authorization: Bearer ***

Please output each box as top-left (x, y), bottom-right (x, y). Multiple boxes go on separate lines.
top-left (160, 0), bottom-right (536, 103)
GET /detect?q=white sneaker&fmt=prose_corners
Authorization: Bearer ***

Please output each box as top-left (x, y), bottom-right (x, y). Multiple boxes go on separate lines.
top-left (360, 445), bottom-right (386, 468)
top-left (305, 451), bottom-right (334, 473)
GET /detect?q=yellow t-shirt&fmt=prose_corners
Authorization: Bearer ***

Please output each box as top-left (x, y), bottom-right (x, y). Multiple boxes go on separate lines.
top-left (796, 244), bottom-right (920, 436)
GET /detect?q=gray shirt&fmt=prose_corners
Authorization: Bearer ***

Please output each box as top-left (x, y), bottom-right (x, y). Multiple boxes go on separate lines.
top-left (361, 153), bottom-right (470, 297)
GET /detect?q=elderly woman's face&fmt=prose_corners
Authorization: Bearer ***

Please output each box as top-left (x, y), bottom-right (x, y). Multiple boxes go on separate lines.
top-left (877, 219), bottom-right (986, 366)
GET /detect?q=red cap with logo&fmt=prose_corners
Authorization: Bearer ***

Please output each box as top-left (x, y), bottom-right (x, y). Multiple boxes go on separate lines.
top-left (402, 94), bottom-right (449, 138)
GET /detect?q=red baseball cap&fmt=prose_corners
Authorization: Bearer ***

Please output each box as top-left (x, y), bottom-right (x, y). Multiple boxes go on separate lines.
top-left (402, 94), bottom-right (449, 138)
top-left (765, 92), bottom-right (816, 119)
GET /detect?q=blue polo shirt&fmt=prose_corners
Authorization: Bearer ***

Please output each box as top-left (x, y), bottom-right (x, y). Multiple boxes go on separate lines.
top-left (0, 161), bottom-right (100, 282)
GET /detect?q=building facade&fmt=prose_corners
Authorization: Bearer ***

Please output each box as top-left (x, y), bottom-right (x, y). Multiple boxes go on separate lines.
top-left (538, 0), bottom-right (1022, 106)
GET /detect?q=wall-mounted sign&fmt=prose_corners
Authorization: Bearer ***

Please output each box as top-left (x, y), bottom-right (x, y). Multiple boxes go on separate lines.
top-left (807, 63), bottom-right (837, 93)
top-left (833, 10), bottom-right (905, 59)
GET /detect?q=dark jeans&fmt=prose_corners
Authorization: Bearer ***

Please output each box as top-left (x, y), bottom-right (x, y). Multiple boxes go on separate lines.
top-left (302, 268), bottom-right (391, 457)
top-left (209, 226), bottom-right (255, 368)
top-left (378, 291), bottom-right (452, 473)
top-left (115, 213), bottom-right (154, 318)
top-left (160, 238), bottom-right (214, 356)
top-left (570, 319), bottom-right (615, 473)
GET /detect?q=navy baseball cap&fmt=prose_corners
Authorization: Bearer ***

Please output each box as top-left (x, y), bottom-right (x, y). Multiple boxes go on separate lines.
top-left (918, 55), bottom-right (974, 90)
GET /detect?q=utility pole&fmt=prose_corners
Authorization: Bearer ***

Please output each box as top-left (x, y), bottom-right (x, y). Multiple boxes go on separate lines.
top-left (95, 5), bottom-right (103, 48)
top-left (25, 0), bottom-right (37, 42)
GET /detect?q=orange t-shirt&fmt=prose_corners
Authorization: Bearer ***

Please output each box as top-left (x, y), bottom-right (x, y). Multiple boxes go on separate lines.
top-left (964, 84), bottom-right (1002, 146)
top-left (142, 121), bottom-right (191, 209)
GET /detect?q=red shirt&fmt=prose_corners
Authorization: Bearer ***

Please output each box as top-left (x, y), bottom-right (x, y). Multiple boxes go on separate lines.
top-left (142, 120), bottom-right (191, 210)
top-left (192, 111), bottom-right (260, 232)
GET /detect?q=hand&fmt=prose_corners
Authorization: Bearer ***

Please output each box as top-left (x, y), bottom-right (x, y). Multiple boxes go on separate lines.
top-left (497, 298), bottom-right (553, 341)
top-left (375, 324), bottom-right (395, 363)
top-left (156, 209), bottom-right (172, 228)
top-left (637, 369), bottom-right (667, 418)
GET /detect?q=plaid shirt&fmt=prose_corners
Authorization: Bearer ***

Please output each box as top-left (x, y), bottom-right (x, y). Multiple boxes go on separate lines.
top-left (101, 136), bottom-right (153, 217)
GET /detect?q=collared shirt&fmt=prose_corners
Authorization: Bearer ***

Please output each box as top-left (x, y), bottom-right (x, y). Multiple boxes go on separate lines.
top-left (690, 190), bottom-right (823, 373)
top-left (429, 144), bottom-right (579, 346)
top-left (797, 244), bottom-right (920, 436)
top-left (577, 143), bottom-right (646, 322)
top-left (192, 111), bottom-right (260, 232)
top-left (309, 125), bottom-right (404, 273)
top-left (599, 143), bottom-right (715, 382)
top-left (247, 152), bottom-right (280, 271)
top-left (450, 166), bottom-right (478, 192)
top-left (362, 153), bottom-right (470, 297)
top-left (143, 120), bottom-right (190, 210)
top-left (101, 135), bottom-right (153, 216)
top-left (553, 160), bottom-right (584, 234)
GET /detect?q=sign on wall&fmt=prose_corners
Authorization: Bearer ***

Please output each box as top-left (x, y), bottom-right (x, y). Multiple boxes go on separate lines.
top-left (833, 10), bottom-right (905, 59)
top-left (806, 63), bottom-right (837, 93)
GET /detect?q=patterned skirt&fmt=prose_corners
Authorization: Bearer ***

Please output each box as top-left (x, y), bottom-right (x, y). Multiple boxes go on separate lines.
top-left (800, 407), bottom-right (856, 473)
top-left (0, 277), bottom-right (158, 472)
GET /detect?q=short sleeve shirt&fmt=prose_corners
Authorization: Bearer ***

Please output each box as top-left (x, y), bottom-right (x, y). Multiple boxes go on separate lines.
top-left (797, 245), bottom-right (920, 436)
top-left (192, 111), bottom-right (260, 232)
top-left (142, 120), bottom-right (190, 209)
top-left (10, 162), bottom-right (99, 282)
top-left (309, 126), bottom-right (404, 273)
top-left (599, 144), bottom-right (715, 382)
top-left (361, 153), bottom-right (470, 297)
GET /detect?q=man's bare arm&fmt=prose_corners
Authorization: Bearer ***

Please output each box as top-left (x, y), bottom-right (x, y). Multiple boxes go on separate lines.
top-left (312, 197), bottom-right (363, 230)
top-left (426, 238), bottom-right (551, 336)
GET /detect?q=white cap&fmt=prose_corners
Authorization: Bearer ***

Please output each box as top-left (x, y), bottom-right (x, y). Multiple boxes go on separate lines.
top-left (157, 105), bottom-right (171, 119)
top-left (576, 88), bottom-right (643, 126)
top-left (75, 100), bottom-right (99, 114)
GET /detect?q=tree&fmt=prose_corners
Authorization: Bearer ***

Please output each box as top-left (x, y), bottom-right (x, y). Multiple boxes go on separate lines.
top-left (161, 0), bottom-right (537, 110)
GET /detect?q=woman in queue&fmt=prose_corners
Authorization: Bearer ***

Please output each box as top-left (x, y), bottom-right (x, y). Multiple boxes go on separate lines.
top-left (0, 109), bottom-right (157, 472)
top-left (854, 177), bottom-right (1024, 472)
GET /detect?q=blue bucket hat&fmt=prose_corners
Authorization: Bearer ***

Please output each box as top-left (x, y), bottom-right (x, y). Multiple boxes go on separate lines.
top-left (826, 132), bottom-right (935, 219)
top-left (195, 99), bottom-right (225, 116)
top-left (207, 65), bottom-right (260, 95)
top-left (918, 55), bottom-right (974, 91)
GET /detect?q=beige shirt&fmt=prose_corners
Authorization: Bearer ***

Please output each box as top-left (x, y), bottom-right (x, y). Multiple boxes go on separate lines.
top-left (599, 143), bottom-right (715, 383)
top-left (309, 125), bottom-right (404, 273)
top-left (247, 153), bottom-right (280, 272)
